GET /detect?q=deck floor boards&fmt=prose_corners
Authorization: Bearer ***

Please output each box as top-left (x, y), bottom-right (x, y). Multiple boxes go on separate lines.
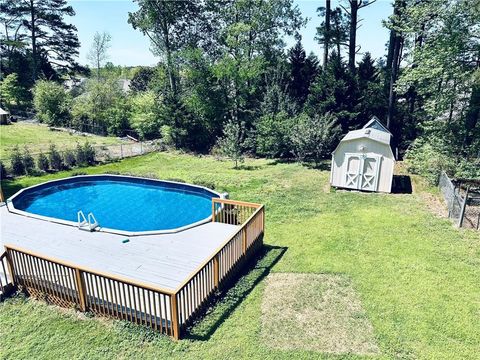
top-left (0, 204), bottom-right (239, 291)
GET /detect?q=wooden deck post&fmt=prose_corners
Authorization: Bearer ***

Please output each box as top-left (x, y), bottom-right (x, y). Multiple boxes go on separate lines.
top-left (4, 248), bottom-right (16, 286)
top-left (74, 268), bottom-right (87, 312)
top-left (211, 200), bottom-right (216, 222)
top-left (213, 254), bottom-right (219, 288)
top-left (171, 293), bottom-right (180, 340)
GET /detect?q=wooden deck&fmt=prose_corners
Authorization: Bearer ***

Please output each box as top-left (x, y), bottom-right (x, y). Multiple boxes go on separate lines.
top-left (0, 204), bottom-right (239, 291)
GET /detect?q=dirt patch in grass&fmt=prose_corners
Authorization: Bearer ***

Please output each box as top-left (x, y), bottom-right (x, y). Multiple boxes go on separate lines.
top-left (261, 273), bottom-right (380, 355)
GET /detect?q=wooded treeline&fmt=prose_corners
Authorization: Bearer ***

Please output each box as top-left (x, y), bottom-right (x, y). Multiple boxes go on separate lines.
top-left (1, 0), bottom-right (479, 178)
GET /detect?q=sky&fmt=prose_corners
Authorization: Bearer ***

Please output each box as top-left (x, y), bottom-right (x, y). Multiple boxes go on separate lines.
top-left (68, 0), bottom-right (393, 67)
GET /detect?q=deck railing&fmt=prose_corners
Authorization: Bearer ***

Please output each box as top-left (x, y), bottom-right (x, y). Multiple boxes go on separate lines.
top-left (2, 198), bottom-right (264, 339)
top-left (0, 251), bottom-right (15, 299)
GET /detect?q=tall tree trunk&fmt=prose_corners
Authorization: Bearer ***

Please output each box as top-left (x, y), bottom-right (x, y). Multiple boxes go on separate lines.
top-left (463, 83), bottom-right (480, 151)
top-left (29, 0), bottom-right (37, 81)
top-left (348, 0), bottom-right (358, 73)
top-left (386, 34), bottom-right (402, 130)
top-left (323, 0), bottom-right (331, 66)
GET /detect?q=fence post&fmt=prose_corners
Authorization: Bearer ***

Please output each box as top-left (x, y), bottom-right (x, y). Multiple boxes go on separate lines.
top-left (74, 268), bottom-right (87, 312)
top-left (458, 186), bottom-right (470, 228)
top-left (170, 293), bottom-right (180, 340)
top-left (213, 254), bottom-right (219, 288)
top-left (0, 185), bottom-right (4, 202)
top-left (120, 144), bottom-right (123, 158)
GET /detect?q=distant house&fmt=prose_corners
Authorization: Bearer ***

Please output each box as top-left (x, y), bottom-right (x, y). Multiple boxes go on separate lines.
top-left (64, 77), bottom-right (131, 93)
top-left (0, 108), bottom-right (10, 125)
top-left (330, 116), bottom-right (395, 193)
top-left (117, 79), bottom-right (131, 93)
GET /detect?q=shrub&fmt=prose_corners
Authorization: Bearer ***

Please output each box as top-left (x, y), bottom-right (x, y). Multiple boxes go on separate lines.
top-left (48, 144), bottom-right (64, 171)
top-left (10, 145), bottom-right (25, 175)
top-left (75, 142), bottom-right (96, 166)
top-left (83, 142), bottom-right (96, 165)
top-left (75, 142), bottom-right (87, 165)
top-left (22, 146), bottom-right (35, 175)
top-left (33, 80), bottom-right (71, 126)
top-left (454, 159), bottom-right (480, 179)
top-left (256, 111), bottom-right (294, 158)
top-left (290, 112), bottom-right (341, 164)
top-left (63, 149), bottom-right (77, 168)
top-left (37, 152), bottom-right (49, 172)
top-left (160, 125), bottom-right (174, 147)
top-left (404, 140), bottom-right (456, 184)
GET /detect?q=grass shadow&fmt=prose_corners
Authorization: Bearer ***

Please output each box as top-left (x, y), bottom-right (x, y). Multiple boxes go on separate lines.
top-left (303, 161), bottom-right (331, 171)
top-left (184, 244), bottom-right (287, 341)
top-left (235, 164), bottom-right (264, 171)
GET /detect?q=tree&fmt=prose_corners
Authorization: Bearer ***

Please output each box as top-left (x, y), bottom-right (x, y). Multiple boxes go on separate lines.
top-left (287, 42), bottom-right (319, 107)
top-left (290, 112), bottom-right (341, 164)
top-left (356, 52), bottom-right (387, 125)
top-left (305, 53), bottom-right (359, 132)
top-left (316, 5), bottom-right (349, 60)
top-left (323, 0), bottom-right (331, 66)
top-left (216, 119), bottom-right (246, 168)
top-left (384, 0), bottom-right (405, 131)
top-left (130, 91), bottom-right (161, 139)
top-left (256, 111), bottom-right (294, 158)
top-left (128, 1), bottom-right (203, 99)
top-left (211, 0), bottom-right (305, 132)
top-left (1, 0), bottom-right (82, 81)
top-left (342, 0), bottom-right (377, 73)
top-left (33, 80), bottom-right (71, 126)
top-left (86, 31), bottom-right (112, 80)
top-left (395, 0), bottom-right (479, 157)
top-left (0, 73), bottom-right (28, 110)
top-left (71, 78), bottom-right (126, 135)
top-left (130, 66), bottom-right (156, 92)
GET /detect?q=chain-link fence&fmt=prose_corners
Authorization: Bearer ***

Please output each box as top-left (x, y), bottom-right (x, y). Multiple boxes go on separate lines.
top-left (0, 141), bottom-right (161, 174)
top-left (439, 171), bottom-right (480, 230)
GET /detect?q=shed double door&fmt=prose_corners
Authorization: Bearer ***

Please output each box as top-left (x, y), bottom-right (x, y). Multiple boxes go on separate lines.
top-left (344, 153), bottom-right (381, 192)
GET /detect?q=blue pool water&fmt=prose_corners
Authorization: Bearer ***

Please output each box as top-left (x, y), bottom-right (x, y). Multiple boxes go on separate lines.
top-left (11, 176), bottom-right (219, 233)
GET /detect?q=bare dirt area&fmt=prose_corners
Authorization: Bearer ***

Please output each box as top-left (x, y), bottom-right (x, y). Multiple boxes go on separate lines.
top-left (261, 273), bottom-right (380, 356)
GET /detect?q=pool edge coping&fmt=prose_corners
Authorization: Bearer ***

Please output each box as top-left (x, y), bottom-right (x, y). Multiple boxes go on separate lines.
top-left (6, 174), bottom-right (227, 237)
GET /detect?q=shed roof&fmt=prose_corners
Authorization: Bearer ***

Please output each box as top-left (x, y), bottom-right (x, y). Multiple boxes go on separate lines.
top-left (362, 116), bottom-right (392, 135)
top-left (339, 127), bottom-right (391, 146)
top-left (0, 108), bottom-right (9, 115)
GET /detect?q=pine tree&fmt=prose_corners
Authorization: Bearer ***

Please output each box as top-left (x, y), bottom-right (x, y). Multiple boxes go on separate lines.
top-left (305, 53), bottom-right (359, 132)
top-left (1, 0), bottom-right (82, 81)
top-left (287, 42), bottom-right (319, 107)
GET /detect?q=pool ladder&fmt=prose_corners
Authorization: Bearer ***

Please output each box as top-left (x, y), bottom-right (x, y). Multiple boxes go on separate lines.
top-left (77, 210), bottom-right (99, 231)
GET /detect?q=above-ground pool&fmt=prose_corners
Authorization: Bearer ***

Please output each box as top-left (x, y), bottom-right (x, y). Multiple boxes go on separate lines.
top-left (8, 175), bottom-right (223, 235)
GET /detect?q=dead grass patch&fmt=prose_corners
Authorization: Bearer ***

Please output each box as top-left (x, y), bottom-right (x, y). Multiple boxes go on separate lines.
top-left (261, 273), bottom-right (379, 356)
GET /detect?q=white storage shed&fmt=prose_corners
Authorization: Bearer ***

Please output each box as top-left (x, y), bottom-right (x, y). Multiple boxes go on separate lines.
top-left (330, 117), bottom-right (395, 193)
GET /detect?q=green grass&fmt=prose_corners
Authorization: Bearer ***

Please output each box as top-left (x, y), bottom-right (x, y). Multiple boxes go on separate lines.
top-left (1, 152), bottom-right (479, 359)
top-left (0, 122), bottom-right (122, 158)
